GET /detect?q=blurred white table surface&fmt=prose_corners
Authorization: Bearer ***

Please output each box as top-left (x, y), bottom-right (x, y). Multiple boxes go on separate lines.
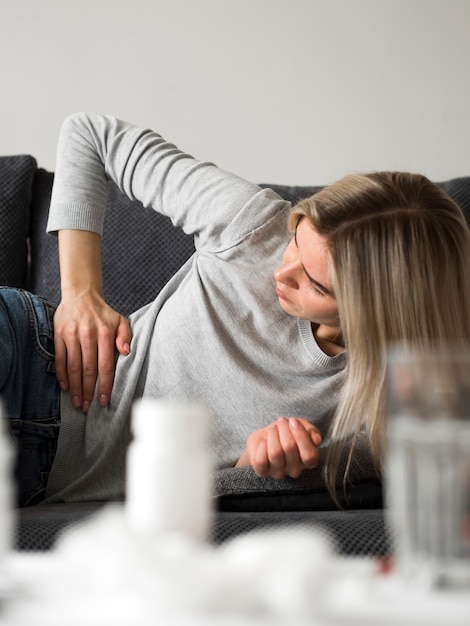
top-left (2, 550), bottom-right (469, 626)
top-left (2, 504), bottom-right (469, 626)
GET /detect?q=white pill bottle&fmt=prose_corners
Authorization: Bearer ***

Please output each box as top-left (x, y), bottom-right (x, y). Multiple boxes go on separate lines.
top-left (125, 398), bottom-right (213, 543)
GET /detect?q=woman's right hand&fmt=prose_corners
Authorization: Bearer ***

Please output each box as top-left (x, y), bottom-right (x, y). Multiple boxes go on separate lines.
top-left (54, 229), bottom-right (132, 413)
top-left (235, 417), bottom-right (322, 479)
top-left (54, 290), bottom-right (131, 413)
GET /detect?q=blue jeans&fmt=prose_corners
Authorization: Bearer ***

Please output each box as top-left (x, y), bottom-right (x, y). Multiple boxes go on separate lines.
top-left (0, 288), bottom-right (61, 507)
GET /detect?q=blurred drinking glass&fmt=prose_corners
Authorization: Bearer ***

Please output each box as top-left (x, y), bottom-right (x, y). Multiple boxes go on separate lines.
top-left (386, 344), bottom-right (470, 590)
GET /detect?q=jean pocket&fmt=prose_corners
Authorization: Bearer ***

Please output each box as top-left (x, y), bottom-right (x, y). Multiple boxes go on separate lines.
top-left (10, 417), bottom-right (60, 507)
top-left (22, 291), bottom-right (57, 369)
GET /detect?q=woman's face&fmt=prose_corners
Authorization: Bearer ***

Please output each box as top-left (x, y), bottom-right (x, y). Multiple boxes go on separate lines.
top-left (274, 217), bottom-right (340, 328)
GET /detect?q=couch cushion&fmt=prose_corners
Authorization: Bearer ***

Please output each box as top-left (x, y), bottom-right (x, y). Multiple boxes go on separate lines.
top-left (213, 431), bottom-right (383, 513)
top-left (28, 171), bottom-right (196, 316)
top-left (28, 169), bottom-right (60, 304)
top-left (100, 182), bottom-right (195, 316)
top-left (15, 502), bottom-right (390, 556)
top-left (437, 176), bottom-right (470, 222)
top-left (0, 155), bottom-right (36, 288)
top-left (259, 184), bottom-right (323, 205)
top-left (213, 467), bottom-right (383, 512)
top-left (263, 177), bottom-right (470, 224)
top-left (29, 174), bottom-right (470, 312)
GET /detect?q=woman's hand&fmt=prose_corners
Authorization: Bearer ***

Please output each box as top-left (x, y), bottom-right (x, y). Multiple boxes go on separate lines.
top-left (54, 290), bottom-right (131, 413)
top-left (53, 229), bottom-right (132, 413)
top-left (235, 417), bottom-right (322, 479)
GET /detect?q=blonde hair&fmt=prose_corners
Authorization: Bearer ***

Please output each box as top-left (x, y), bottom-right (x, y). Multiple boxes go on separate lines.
top-left (289, 172), bottom-right (470, 496)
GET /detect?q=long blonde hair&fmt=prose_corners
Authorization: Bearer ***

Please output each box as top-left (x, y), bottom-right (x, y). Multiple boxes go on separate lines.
top-left (289, 172), bottom-right (470, 496)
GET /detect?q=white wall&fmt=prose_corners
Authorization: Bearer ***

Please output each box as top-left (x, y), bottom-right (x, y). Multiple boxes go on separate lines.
top-left (1, 0), bottom-right (469, 185)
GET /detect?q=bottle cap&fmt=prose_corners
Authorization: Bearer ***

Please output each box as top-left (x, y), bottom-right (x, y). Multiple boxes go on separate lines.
top-left (131, 398), bottom-right (210, 444)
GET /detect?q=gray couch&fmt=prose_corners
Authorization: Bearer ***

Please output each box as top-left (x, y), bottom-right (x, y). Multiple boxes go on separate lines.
top-left (3, 154), bottom-right (469, 556)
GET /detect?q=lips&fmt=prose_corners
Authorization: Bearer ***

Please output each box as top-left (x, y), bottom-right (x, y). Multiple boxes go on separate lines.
top-left (276, 285), bottom-right (288, 301)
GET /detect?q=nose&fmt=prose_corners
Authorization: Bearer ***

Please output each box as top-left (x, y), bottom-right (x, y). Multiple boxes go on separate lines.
top-left (274, 257), bottom-right (301, 288)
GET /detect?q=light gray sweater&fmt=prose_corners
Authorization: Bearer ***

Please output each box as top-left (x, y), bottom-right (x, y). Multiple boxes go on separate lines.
top-left (44, 113), bottom-right (346, 503)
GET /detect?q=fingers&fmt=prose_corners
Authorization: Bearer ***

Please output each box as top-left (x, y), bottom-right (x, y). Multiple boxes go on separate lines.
top-left (251, 418), bottom-right (321, 480)
top-left (55, 327), bottom-right (89, 410)
top-left (80, 329), bottom-right (100, 412)
top-left (267, 418), bottom-right (298, 479)
top-left (252, 438), bottom-right (269, 477)
top-left (115, 316), bottom-right (132, 357)
top-left (54, 334), bottom-right (69, 394)
top-left (54, 307), bottom-right (132, 413)
top-left (95, 324), bottom-right (116, 408)
top-left (288, 417), bottom-right (321, 470)
top-left (58, 325), bottom-right (99, 412)
top-left (97, 316), bottom-right (132, 406)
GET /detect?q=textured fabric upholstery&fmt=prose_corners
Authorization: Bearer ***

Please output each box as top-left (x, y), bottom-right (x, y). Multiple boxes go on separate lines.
top-left (15, 502), bottom-right (391, 556)
top-left (262, 178), bottom-right (470, 221)
top-left (28, 169), bottom-right (60, 303)
top-left (259, 184), bottom-right (323, 204)
top-left (0, 155), bottom-right (36, 288)
top-left (437, 176), bottom-right (470, 221)
top-left (213, 436), bottom-right (382, 512)
top-left (100, 182), bottom-right (195, 316)
top-left (29, 171), bottom-right (195, 316)
top-left (27, 174), bottom-right (470, 314)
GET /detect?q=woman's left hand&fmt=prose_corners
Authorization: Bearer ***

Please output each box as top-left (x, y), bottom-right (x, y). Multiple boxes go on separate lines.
top-left (235, 417), bottom-right (322, 479)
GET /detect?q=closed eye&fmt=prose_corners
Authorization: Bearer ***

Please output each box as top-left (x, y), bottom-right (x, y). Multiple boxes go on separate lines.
top-left (308, 282), bottom-right (327, 296)
top-left (302, 263), bottom-right (331, 297)
top-left (294, 219), bottom-right (333, 297)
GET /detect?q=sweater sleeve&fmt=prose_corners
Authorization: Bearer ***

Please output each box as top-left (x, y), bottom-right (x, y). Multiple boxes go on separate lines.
top-left (47, 112), bottom-right (286, 250)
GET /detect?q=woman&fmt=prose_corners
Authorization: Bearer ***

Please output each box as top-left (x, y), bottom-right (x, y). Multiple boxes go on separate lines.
top-left (4, 113), bottom-right (470, 506)
top-left (281, 174), bottom-right (470, 494)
